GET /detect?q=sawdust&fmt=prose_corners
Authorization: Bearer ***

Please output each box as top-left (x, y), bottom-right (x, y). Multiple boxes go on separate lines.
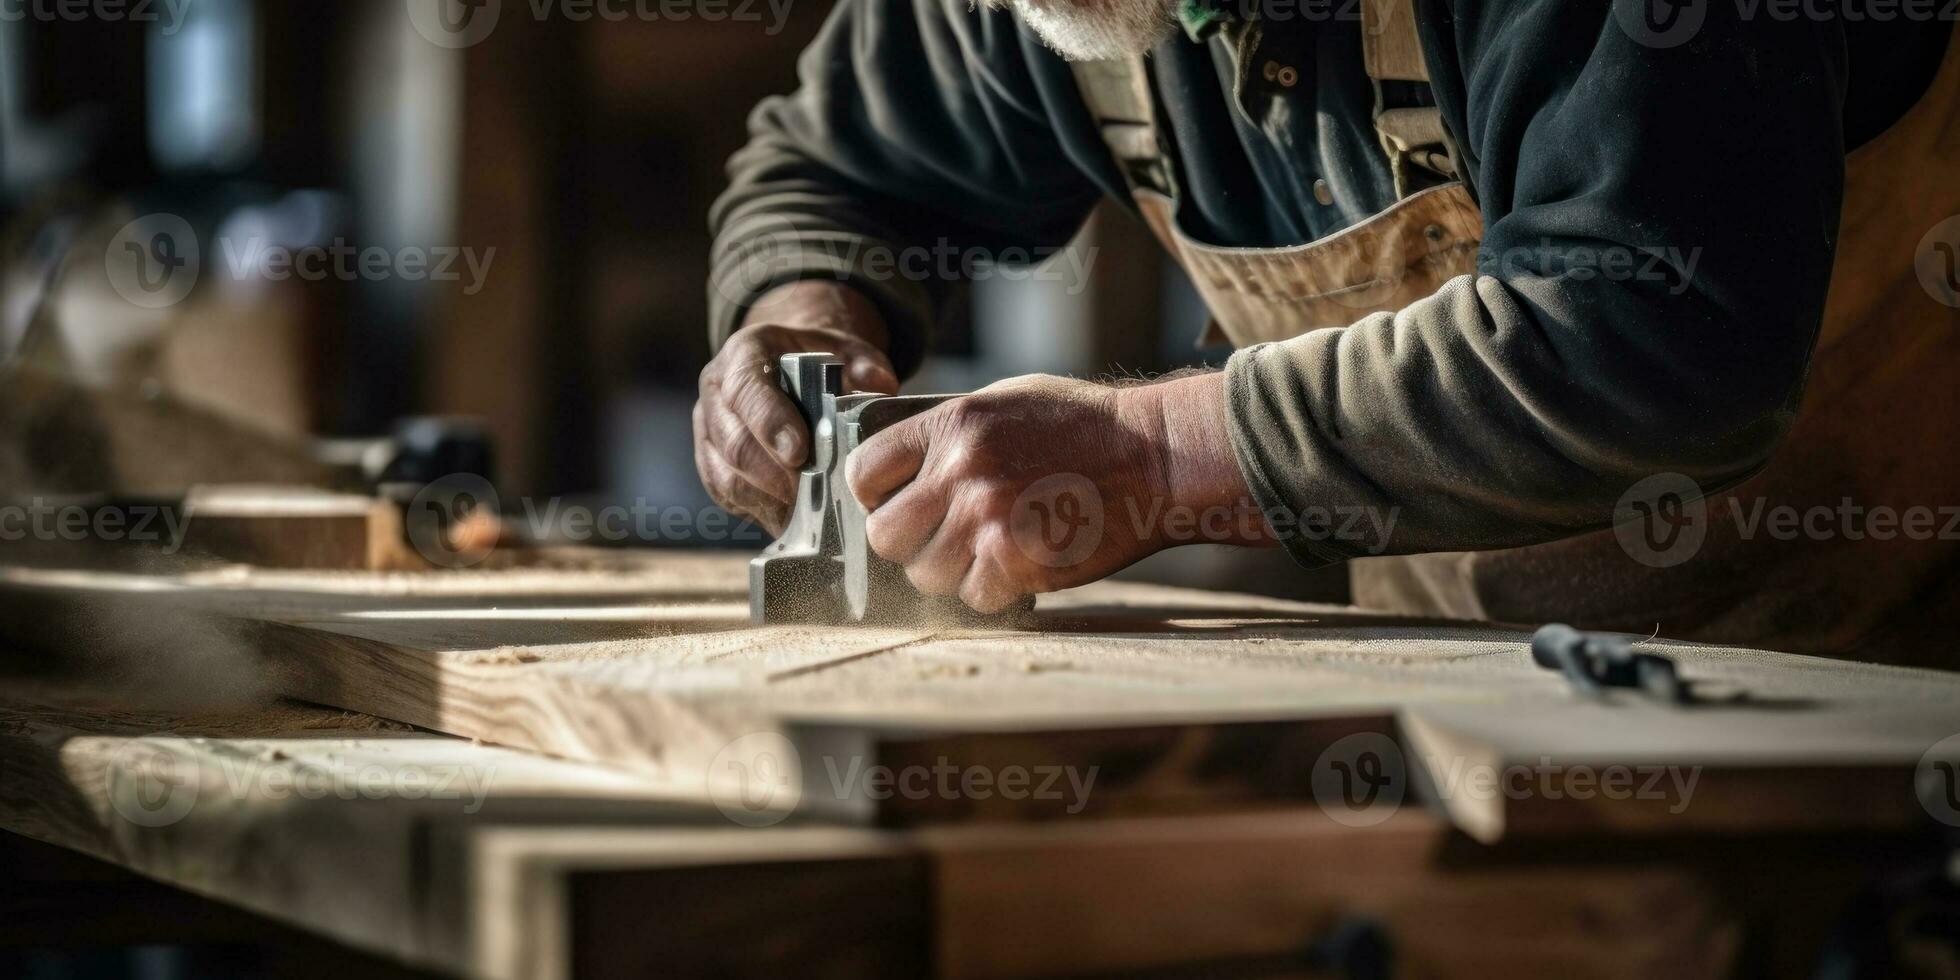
top-left (458, 646), bottom-right (545, 666)
top-left (12, 592), bottom-right (278, 713)
top-left (918, 663), bottom-right (981, 679)
top-left (1020, 660), bottom-right (1077, 674)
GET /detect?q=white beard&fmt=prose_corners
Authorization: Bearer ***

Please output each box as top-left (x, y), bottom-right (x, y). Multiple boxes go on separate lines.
top-left (987, 0), bottom-right (1176, 61)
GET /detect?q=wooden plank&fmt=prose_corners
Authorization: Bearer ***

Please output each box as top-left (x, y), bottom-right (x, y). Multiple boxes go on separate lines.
top-left (1400, 701), bottom-right (1940, 843)
top-left (178, 486), bottom-right (424, 571)
top-left (4, 555), bottom-right (1957, 836)
top-left (0, 694), bottom-right (719, 975)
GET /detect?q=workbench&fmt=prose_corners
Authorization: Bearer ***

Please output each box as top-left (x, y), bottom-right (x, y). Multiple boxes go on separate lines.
top-left (2, 551), bottom-right (1956, 978)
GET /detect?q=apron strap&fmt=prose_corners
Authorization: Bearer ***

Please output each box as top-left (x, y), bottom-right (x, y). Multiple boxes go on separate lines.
top-left (1068, 0), bottom-right (1457, 204)
top-left (1070, 56), bottom-right (1176, 199)
top-left (1361, 0), bottom-right (1459, 198)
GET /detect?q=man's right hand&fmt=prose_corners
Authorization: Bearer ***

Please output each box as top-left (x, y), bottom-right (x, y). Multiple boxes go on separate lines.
top-left (695, 281), bottom-right (899, 536)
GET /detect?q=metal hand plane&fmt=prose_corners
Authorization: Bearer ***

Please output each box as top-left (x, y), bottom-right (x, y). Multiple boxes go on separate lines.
top-left (748, 353), bottom-right (974, 624)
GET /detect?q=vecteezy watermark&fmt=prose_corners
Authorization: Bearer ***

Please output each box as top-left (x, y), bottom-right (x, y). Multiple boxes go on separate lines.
top-left (1006, 477), bottom-right (1402, 570)
top-left (1480, 240), bottom-right (1704, 297)
top-left (1312, 732), bottom-right (1409, 827)
top-left (822, 755), bottom-right (1099, 813)
top-left (1197, 0), bottom-right (1377, 26)
top-left (106, 739), bottom-right (498, 828)
top-left (706, 734), bottom-right (1100, 827)
top-left (1424, 753), bottom-right (1703, 814)
top-left (1310, 733), bottom-right (1703, 828)
top-left (1916, 215), bottom-right (1960, 309)
top-left (105, 213), bottom-right (495, 310)
top-left (405, 0), bottom-right (501, 48)
top-left (1917, 733), bottom-right (1960, 827)
top-left (0, 0), bottom-right (189, 33)
top-left (106, 214), bottom-right (200, 309)
top-left (1615, 0), bottom-right (1709, 49)
top-left (407, 473), bottom-right (502, 569)
top-left (1011, 473), bottom-right (1106, 569)
top-left (0, 499), bottom-right (190, 552)
top-left (1617, 0), bottom-right (1959, 49)
top-left (1616, 473), bottom-right (1960, 567)
top-left (515, 498), bottom-right (766, 547)
top-left (716, 220), bottom-right (1103, 306)
top-left (405, 0), bottom-right (796, 48)
top-left (1615, 472), bottom-right (1710, 569)
top-left (402, 476), bottom-right (769, 568)
top-left (106, 741), bottom-right (201, 828)
top-left (219, 237), bottom-right (496, 296)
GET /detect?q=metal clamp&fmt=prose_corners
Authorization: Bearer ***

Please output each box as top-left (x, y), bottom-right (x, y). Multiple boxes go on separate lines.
top-left (1530, 623), bottom-right (1692, 704)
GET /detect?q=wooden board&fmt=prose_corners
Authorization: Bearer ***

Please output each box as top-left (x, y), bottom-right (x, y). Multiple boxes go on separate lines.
top-left (4, 554), bottom-right (1958, 838)
top-left (177, 486), bottom-right (424, 571)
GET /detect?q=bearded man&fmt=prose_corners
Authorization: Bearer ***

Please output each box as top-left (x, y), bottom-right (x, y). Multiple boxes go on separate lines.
top-left (697, 0), bottom-right (1960, 666)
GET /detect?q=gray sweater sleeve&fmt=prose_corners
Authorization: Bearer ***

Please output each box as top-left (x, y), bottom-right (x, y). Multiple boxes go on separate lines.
top-left (707, 0), bottom-right (1102, 377)
top-left (1226, 1), bottom-right (1849, 564)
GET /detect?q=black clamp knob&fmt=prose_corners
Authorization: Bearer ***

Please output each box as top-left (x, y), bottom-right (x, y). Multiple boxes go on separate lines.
top-left (1531, 623), bottom-right (1691, 704)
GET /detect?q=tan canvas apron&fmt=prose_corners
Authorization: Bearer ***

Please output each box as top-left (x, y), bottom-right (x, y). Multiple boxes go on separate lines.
top-left (1075, 5), bottom-right (1960, 665)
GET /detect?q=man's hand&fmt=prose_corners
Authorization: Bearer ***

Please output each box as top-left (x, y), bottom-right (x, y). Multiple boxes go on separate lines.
top-left (695, 281), bottom-right (898, 535)
top-left (846, 371), bottom-right (1274, 614)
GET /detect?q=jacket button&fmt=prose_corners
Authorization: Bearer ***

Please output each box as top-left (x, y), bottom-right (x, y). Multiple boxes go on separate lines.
top-left (1313, 179), bottom-right (1334, 206)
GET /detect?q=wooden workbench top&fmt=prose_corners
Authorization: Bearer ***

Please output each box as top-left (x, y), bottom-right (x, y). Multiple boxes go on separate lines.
top-left (2, 551), bottom-right (1956, 977)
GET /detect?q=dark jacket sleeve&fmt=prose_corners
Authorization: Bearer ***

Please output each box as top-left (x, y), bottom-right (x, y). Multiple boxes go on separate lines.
top-left (707, 0), bottom-right (1103, 377)
top-left (1225, 0), bottom-right (1849, 563)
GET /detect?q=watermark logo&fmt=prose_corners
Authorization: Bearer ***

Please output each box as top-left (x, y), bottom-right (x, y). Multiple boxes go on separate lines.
top-left (218, 238), bottom-right (496, 296)
top-left (1312, 732), bottom-right (1407, 827)
top-left (106, 214), bottom-right (200, 309)
top-left (0, 0), bottom-right (190, 33)
top-left (1479, 240), bottom-right (1703, 296)
top-left (717, 218), bottom-right (800, 307)
top-left (406, 0), bottom-right (502, 48)
top-left (407, 0), bottom-right (797, 48)
top-left (106, 740), bottom-right (200, 828)
top-left (1617, 0), bottom-right (1958, 49)
top-left (1614, 472), bottom-right (1708, 568)
top-left (713, 220), bottom-right (1101, 307)
top-left (1915, 215), bottom-right (1960, 309)
top-left (1614, 475), bottom-right (1960, 568)
top-left (1615, 0), bottom-right (1707, 48)
top-left (406, 473), bottom-right (501, 568)
top-left (1011, 473), bottom-right (1104, 569)
top-left (0, 499), bottom-right (189, 551)
top-left (106, 213), bottom-right (494, 309)
top-left (708, 732), bottom-right (803, 827)
top-left (705, 736), bottom-right (1102, 827)
top-left (1426, 755), bottom-right (1701, 814)
top-left (106, 741), bottom-right (498, 827)
top-left (1918, 733), bottom-right (1960, 827)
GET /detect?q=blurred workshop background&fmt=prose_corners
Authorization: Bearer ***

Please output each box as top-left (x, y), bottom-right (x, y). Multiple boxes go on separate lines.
top-left (0, 0), bottom-right (1339, 599)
